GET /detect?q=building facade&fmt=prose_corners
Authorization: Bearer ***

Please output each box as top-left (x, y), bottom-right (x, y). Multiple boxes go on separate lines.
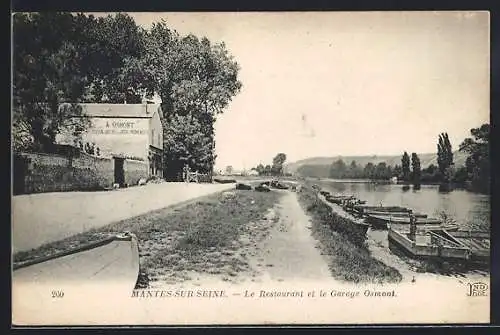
top-left (56, 103), bottom-right (164, 185)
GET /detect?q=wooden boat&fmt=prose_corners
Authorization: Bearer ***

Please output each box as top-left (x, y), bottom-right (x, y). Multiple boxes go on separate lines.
top-left (325, 195), bottom-right (356, 205)
top-left (388, 228), bottom-right (489, 263)
top-left (363, 210), bottom-right (427, 218)
top-left (354, 205), bottom-right (411, 214)
top-left (442, 231), bottom-right (490, 262)
top-left (388, 228), bottom-right (471, 260)
top-left (318, 194), bottom-right (370, 236)
top-left (366, 214), bottom-right (441, 229)
top-left (13, 232), bottom-right (140, 291)
top-left (389, 222), bottom-right (460, 232)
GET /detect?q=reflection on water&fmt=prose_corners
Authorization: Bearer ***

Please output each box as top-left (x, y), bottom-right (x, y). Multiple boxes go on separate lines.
top-left (319, 180), bottom-right (490, 232)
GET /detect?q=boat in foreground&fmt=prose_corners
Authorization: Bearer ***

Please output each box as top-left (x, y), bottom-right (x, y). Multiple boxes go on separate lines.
top-left (388, 228), bottom-right (490, 263)
top-left (366, 214), bottom-right (442, 229)
top-left (13, 232), bottom-right (140, 291)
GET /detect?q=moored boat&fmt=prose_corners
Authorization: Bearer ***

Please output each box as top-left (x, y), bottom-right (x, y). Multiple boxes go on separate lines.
top-left (388, 228), bottom-right (489, 263)
top-left (363, 210), bottom-right (427, 218)
top-left (354, 205), bottom-right (411, 214)
top-left (366, 214), bottom-right (441, 229)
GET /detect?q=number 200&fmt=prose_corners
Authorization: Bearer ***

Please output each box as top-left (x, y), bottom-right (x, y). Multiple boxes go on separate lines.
top-left (51, 290), bottom-right (64, 298)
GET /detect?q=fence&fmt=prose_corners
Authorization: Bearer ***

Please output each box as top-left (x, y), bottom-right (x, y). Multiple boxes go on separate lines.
top-left (184, 171), bottom-right (212, 183)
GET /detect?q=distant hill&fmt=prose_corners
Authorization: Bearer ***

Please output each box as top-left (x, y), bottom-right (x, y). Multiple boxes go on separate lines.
top-left (285, 151), bottom-right (468, 177)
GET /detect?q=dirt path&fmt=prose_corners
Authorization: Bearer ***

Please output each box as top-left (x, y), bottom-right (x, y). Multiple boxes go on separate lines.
top-left (247, 191), bottom-right (333, 283)
top-left (147, 190), bottom-right (337, 288)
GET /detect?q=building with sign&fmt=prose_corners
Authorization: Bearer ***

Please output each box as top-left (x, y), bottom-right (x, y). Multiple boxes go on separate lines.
top-left (56, 103), bottom-right (164, 184)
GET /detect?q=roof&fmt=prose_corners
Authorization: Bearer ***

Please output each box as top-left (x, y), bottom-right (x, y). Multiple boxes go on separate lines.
top-left (72, 103), bottom-right (162, 119)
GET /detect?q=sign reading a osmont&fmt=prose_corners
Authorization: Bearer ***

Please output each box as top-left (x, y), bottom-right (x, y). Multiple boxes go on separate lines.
top-left (89, 118), bottom-right (148, 136)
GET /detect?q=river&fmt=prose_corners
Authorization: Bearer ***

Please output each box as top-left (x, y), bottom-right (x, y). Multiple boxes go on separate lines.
top-left (315, 179), bottom-right (490, 232)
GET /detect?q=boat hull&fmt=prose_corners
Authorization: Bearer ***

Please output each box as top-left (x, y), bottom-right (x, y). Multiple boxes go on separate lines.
top-left (13, 233), bottom-right (140, 291)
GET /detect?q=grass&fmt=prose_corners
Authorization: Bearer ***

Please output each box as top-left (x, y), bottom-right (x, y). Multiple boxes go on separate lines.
top-left (297, 184), bottom-right (403, 284)
top-left (13, 189), bottom-right (283, 288)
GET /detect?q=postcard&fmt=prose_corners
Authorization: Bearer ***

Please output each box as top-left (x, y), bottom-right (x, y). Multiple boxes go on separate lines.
top-left (11, 11), bottom-right (490, 325)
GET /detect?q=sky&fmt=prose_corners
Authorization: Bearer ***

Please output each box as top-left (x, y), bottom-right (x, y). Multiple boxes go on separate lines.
top-left (96, 11), bottom-right (490, 171)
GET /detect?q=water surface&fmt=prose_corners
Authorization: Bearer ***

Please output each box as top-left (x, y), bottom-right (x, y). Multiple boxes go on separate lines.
top-left (317, 180), bottom-right (490, 232)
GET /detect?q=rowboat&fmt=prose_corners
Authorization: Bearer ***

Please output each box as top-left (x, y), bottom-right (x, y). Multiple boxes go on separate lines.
top-left (389, 222), bottom-right (460, 232)
top-left (354, 205), bottom-right (411, 214)
top-left (363, 210), bottom-right (427, 218)
top-left (325, 195), bottom-right (356, 205)
top-left (317, 194), bottom-right (370, 235)
top-left (388, 228), bottom-right (489, 263)
top-left (13, 232), bottom-right (140, 291)
top-left (366, 214), bottom-right (442, 229)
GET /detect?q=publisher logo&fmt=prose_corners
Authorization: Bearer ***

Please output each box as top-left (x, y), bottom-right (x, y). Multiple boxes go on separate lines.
top-left (466, 282), bottom-right (488, 297)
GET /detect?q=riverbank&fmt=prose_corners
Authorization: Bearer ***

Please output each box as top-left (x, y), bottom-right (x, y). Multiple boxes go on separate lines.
top-left (296, 183), bottom-right (402, 284)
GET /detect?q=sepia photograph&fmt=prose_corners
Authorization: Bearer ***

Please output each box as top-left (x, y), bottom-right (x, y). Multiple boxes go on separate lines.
top-left (11, 11), bottom-right (490, 325)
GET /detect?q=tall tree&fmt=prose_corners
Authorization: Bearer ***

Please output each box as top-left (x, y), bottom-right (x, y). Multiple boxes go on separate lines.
top-left (401, 152), bottom-right (410, 182)
top-left (437, 132), bottom-right (454, 182)
top-left (459, 124), bottom-right (490, 194)
top-left (255, 163), bottom-right (265, 176)
top-left (271, 153), bottom-right (287, 176)
top-left (134, 22), bottom-right (242, 179)
top-left (13, 12), bottom-right (91, 152)
top-left (411, 153), bottom-right (421, 187)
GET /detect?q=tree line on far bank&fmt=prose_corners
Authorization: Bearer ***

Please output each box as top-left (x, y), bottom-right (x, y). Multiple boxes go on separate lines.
top-left (251, 153), bottom-right (291, 176)
top-left (300, 124), bottom-right (489, 194)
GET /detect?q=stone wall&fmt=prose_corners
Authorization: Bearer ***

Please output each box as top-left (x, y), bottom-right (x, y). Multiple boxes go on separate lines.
top-left (14, 152), bottom-right (114, 194)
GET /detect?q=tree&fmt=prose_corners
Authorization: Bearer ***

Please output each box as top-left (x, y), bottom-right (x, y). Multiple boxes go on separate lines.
top-left (411, 153), bottom-right (421, 187)
top-left (271, 153), bottom-right (287, 176)
top-left (363, 162), bottom-right (375, 180)
top-left (225, 165), bottom-right (234, 176)
top-left (330, 159), bottom-right (347, 179)
top-left (393, 164), bottom-right (402, 179)
top-left (13, 13), bottom-right (92, 152)
top-left (255, 163), bottom-right (265, 176)
top-left (374, 162), bottom-right (391, 180)
top-left (437, 132), bottom-right (454, 183)
top-left (459, 124), bottom-right (490, 193)
top-left (264, 165), bottom-right (272, 176)
top-left (13, 13), bottom-right (243, 181)
top-left (348, 160), bottom-right (363, 179)
top-left (134, 22), bottom-right (242, 179)
top-left (401, 152), bottom-right (410, 182)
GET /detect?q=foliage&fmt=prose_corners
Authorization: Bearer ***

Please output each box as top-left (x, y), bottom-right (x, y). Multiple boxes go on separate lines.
top-left (253, 153), bottom-right (287, 176)
top-left (136, 24), bottom-right (242, 179)
top-left (411, 153), bottom-right (421, 186)
top-left (459, 124), bottom-right (490, 194)
top-left (401, 151), bottom-right (410, 182)
top-left (437, 132), bottom-right (454, 183)
top-left (271, 153), bottom-right (287, 176)
top-left (326, 159), bottom-right (395, 181)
